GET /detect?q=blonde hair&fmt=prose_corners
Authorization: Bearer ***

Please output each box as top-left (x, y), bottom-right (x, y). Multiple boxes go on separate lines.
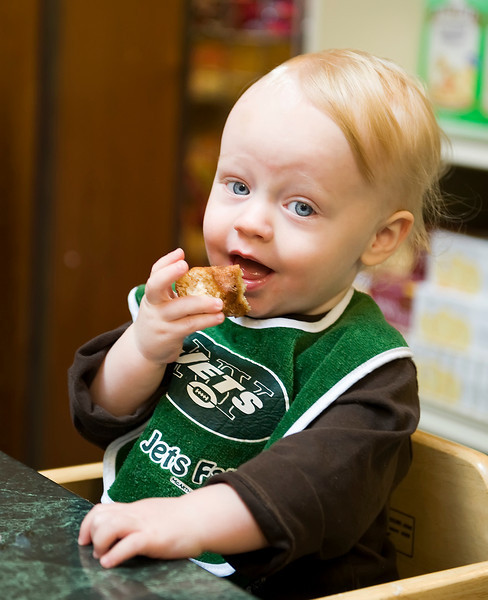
top-left (267, 49), bottom-right (447, 257)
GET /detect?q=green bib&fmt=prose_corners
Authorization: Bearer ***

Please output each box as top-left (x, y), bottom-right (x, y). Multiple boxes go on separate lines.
top-left (102, 287), bottom-right (411, 576)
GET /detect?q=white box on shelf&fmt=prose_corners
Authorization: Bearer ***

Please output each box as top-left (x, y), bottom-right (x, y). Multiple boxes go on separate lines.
top-left (409, 281), bottom-right (488, 353)
top-left (427, 229), bottom-right (488, 295)
top-left (409, 338), bottom-right (488, 419)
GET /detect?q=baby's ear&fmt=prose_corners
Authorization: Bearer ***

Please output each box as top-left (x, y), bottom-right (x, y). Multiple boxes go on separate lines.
top-left (361, 210), bottom-right (414, 267)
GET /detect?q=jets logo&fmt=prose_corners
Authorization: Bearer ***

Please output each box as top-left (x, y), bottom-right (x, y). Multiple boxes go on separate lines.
top-left (167, 332), bottom-right (289, 442)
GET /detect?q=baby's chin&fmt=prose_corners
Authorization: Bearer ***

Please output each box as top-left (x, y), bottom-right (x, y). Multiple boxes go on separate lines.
top-left (242, 284), bottom-right (334, 319)
top-left (244, 304), bottom-right (300, 320)
top-left (248, 300), bottom-right (332, 320)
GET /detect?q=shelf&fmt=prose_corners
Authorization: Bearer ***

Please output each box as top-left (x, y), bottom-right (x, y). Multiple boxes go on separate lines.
top-left (441, 121), bottom-right (488, 171)
top-left (190, 26), bottom-right (295, 45)
top-left (419, 399), bottom-right (488, 453)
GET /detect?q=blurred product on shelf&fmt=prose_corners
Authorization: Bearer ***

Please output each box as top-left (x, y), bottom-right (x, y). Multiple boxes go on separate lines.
top-left (408, 229), bottom-right (488, 418)
top-left (410, 339), bottom-right (488, 413)
top-left (192, 0), bottom-right (298, 35)
top-left (363, 255), bottom-right (426, 336)
top-left (427, 226), bottom-right (488, 292)
top-left (419, 0), bottom-right (488, 136)
top-left (180, 0), bottom-right (303, 266)
top-left (413, 282), bottom-right (488, 351)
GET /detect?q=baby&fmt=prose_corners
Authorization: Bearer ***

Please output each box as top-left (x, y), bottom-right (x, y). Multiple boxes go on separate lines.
top-left (70, 49), bottom-right (444, 599)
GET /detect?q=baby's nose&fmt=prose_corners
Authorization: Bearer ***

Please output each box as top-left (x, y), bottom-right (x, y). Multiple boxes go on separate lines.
top-left (233, 200), bottom-right (273, 241)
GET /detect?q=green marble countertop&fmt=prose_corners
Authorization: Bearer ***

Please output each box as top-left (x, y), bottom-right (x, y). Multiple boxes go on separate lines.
top-left (0, 452), bottom-right (252, 599)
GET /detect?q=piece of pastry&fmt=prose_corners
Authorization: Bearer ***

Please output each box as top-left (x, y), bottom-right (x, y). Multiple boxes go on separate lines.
top-left (175, 265), bottom-right (250, 317)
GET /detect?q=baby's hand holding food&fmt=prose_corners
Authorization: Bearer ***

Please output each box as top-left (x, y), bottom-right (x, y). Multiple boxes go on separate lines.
top-left (132, 249), bottom-right (225, 366)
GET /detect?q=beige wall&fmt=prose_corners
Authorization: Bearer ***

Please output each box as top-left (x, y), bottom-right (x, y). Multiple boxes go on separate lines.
top-left (304, 0), bottom-right (425, 75)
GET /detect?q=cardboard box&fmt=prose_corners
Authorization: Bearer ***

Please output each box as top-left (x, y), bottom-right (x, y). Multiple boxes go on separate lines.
top-left (410, 281), bottom-right (488, 351)
top-left (419, 0), bottom-right (488, 132)
top-left (427, 229), bottom-right (488, 295)
top-left (410, 337), bottom-right (488, 416)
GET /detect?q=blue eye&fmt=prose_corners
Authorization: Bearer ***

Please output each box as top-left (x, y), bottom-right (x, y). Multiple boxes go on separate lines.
top-left (289, 201), bottom-right (314, 217)
top-left (227, 181), bottom-right (250, 195)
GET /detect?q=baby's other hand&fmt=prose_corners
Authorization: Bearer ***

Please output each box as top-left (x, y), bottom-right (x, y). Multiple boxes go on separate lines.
top-left (78, 497), bottom-right (203, 569)
top-left (132, 248), bottom-right (224, 366)
top-left (78, 484), bottom-right (266, 569)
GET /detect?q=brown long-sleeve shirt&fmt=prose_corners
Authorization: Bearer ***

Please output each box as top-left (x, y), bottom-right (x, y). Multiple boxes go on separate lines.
top-left (68, 323), bottom-right (419, 599)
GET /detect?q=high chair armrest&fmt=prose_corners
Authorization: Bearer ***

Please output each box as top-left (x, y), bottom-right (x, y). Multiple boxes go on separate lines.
top-left (320, 560), bottom-right (488, 600)
top-left (39, 461), bottom-right (103, 484)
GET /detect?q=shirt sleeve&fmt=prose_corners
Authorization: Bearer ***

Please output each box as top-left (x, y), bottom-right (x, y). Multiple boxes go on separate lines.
top-left (69, 326), bottom-right (418, 584)
top-left (68, 323), bottom-right (163, 448)
top-left (206, 358), bottom-right (419, 578)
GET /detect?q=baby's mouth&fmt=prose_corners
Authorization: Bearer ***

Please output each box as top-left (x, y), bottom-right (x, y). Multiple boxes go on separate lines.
top-left (231, 256), bottom-right (273, 281)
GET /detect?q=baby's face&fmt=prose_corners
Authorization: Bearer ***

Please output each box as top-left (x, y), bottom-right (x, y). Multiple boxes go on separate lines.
top-left (203, 76), bottom-right (387, 318)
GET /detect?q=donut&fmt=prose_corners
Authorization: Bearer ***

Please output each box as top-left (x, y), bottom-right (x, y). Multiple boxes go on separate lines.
top-left (175, 265), bottom-right (250, 317)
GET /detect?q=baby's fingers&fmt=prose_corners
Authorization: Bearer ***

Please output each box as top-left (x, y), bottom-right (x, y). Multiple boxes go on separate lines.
top-left (155, 294), bottom-right (223, 322)
top-left (145, 259), bottom-right (188, 305)
top-left (98, 532), bottom-right (147, 569)
top-left (78, 504), bottom-right (129, 558)
top-left (78, 504), bottom-right (99, 546)
top-left (150, 248), bottom-right (185, 274)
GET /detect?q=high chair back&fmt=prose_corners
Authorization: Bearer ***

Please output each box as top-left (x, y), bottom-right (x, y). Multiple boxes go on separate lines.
top-left (388, 429), bottom-right (488, 578)
top-left (323, 429), bottom-right (488, 599)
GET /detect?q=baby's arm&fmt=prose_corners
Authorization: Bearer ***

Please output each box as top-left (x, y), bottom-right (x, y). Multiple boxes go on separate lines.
top-left (78, 482), bottom-right (267, 568)
top-left (90, 248), bottom-right (225, 417)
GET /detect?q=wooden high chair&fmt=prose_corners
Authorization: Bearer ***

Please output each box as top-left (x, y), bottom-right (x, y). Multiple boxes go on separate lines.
top-left (324, 429), bottom-right (488, 599)
top-left (40, 430), bottom-right (488, 599)
top-left (39, 459), bottom-right (104, 503)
